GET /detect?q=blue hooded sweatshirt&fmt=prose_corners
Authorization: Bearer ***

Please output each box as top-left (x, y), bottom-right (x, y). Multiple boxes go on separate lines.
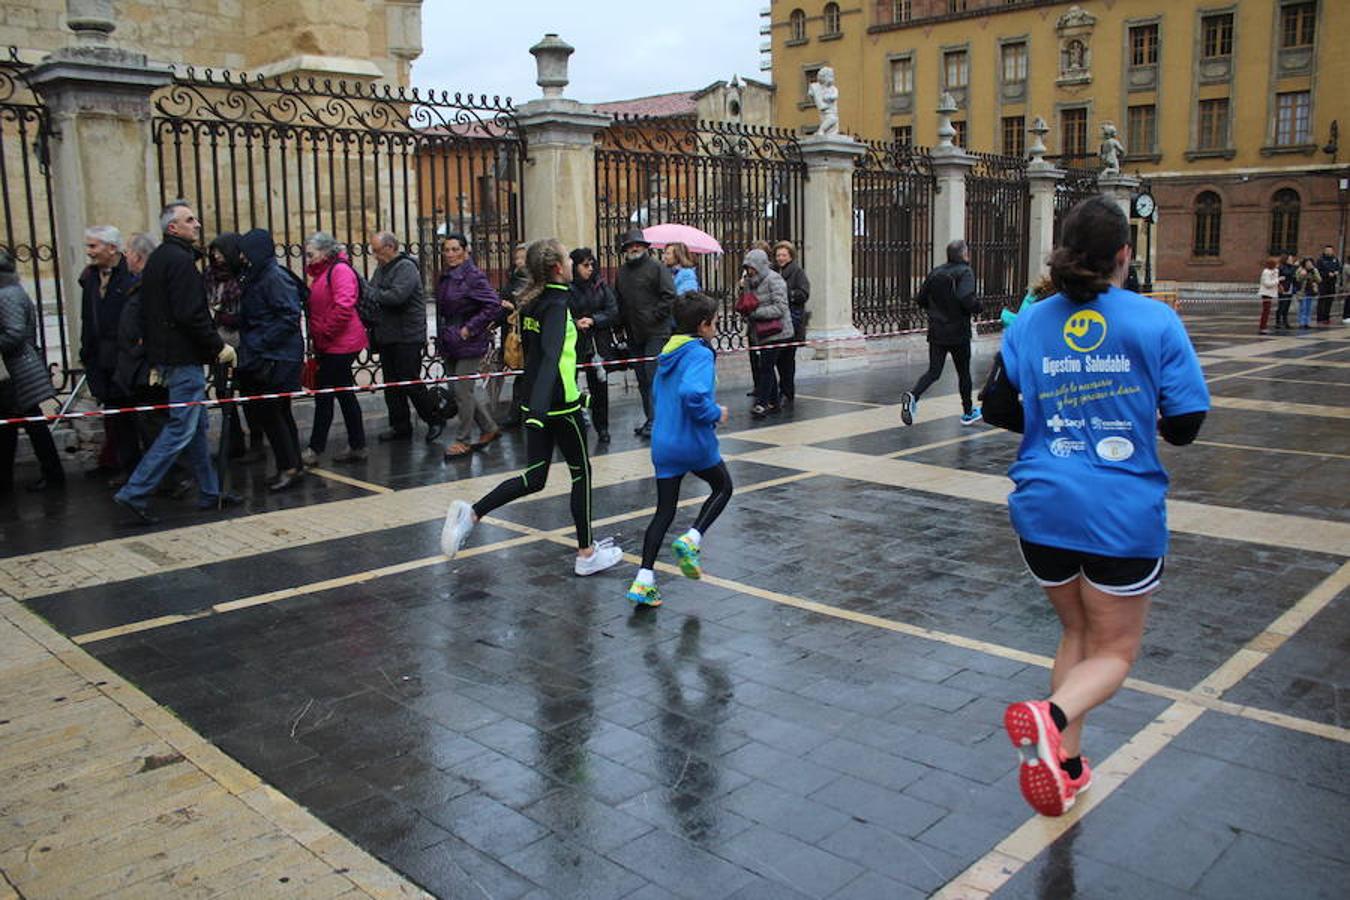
top-left (650, 334), bottom-right (722, 478)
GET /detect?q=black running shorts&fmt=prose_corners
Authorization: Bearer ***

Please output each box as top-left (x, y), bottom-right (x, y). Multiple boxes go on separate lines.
top-left (1018, 539), bottom-right (1164, 597)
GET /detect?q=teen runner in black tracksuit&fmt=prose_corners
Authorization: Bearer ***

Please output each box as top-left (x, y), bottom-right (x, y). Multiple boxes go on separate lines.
top-left (439, 239), bottom-right (623, 576)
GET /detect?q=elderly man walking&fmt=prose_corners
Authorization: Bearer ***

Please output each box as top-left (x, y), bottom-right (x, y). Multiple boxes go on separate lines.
top-left (79, 225), bottom-right (138, 480)
top-left (615, 228), bottom-right (676, 438)
top-left (113, 200), bottom-right (238, 524)
top-left (369, 231), bottom-right (444, 443)
top-left (901, 239), bottom-right (982, 427)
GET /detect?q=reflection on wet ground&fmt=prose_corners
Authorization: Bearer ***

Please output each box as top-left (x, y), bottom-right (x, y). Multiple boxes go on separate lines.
top-left (4, 319), bottom-right (1348, 898)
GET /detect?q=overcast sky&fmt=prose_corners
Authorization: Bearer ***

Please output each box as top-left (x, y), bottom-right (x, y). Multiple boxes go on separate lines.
top-left (412, 3), bottom-right (768, 106)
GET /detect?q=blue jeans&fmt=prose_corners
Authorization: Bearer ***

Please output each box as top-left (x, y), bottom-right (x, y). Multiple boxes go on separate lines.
top-left (115, 364), bottom-right (219, 507)
top-left (1298, 295), bottom-right (1314, 327)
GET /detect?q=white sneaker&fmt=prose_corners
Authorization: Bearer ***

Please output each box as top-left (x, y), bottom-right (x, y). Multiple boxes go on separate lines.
top-left (300, 447), bottom-right (319, 467)
top-left (440, 500), bottom-right (476, 559)
top-left (575, 537), bottom-right (623, 576)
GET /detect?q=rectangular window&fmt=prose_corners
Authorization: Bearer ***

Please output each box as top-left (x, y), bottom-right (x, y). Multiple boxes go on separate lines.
top-left (1275, 91), bottom-right (1312, 144)
top-left (889, 58), bottom-right (913, 96)
top-left (948, 0), bottom-right (967, 12)
top-left (944, 50), bottom-right (969, 89)
top-left (892, 0), bottom-right (911, 23)
top-left (803, 65), bottom-right (821, 101)
top-left (1062, 108), bottom-right (1088, 158)
top-left (893, 125), bottom-right (913, 146)
top-left (1201, 13), bottom-right (1234, 59)
top-left (1001, 42), bottom-right (1027, 83)
top-left (1002, 116), bottom-right (1025, 157)
top-left (1198, 98), bottom-right (1230, 149)
top-left (1127, 105), bottom-right (1157, 155)
top-left (952, 120), bottom-right (967, 148)
top-left (1129, 24), bottom-right (1159, 66)
top-left (1281, 2), bottom-right (1316, 48)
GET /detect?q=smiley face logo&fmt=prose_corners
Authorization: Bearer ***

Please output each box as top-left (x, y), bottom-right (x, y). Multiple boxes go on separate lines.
top-left (1063, 310), bottom-right (1107, 353)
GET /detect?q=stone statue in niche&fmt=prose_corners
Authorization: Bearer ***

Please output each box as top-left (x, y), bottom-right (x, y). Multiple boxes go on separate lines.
top-left (809, 66), bottom-right (839, 135)
top-left (1099, 122), bottom-right (1125, 173)
top-left (1063, 39), bottom-right (1087, 74)
top-left (1055, 4), bottom-right (1096, 84)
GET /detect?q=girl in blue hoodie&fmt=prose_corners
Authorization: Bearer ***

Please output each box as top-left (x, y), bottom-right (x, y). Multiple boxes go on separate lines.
top-left (627, 292), bottom-right (733, 607)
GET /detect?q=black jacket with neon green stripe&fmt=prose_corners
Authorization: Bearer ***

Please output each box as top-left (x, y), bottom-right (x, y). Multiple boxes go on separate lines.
top-left (519, 284), bottom-right (581, 426)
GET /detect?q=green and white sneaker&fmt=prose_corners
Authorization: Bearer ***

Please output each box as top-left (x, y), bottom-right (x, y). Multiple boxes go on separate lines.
top-left (672, 535), bottom-right (702, 580)
top-left (627, 580), bottom-right (663, 607)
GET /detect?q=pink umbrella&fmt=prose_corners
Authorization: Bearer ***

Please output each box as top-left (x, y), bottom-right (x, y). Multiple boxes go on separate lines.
top-left (642, 223), bottom-right (724, 255)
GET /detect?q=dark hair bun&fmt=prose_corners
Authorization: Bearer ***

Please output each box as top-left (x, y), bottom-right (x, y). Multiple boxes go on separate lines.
top-left (1049, 195), bottom-right (1130, 303)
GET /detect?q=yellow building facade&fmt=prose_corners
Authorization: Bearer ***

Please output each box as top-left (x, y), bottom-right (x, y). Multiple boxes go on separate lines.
top-left (769, 0), bottom-right (1350, 283)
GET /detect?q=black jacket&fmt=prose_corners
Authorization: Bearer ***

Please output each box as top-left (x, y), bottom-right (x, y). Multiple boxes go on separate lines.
top-left (78, 255), bottom-right (137, 399)
top-left (520, 285), bottom-right (582, 422)
top-left (0, 275), bottom-right (55, 413)
top-left (918, 261), bottom-right (978, 344)
top-left (615, 254), bottom-right (676, 344)
top-left (568, 275), bottom-right (619, 359)
top-left (779, 260), bottom-right (811, 336)
top-left (140, 233), bottom-right (223, 366)
top-left (369, 253), bottom-right (427, 347)
top-left (1315, 254), bottom-right (1341, 290)
top-left (112, 281), bottom-right (156, 397)
top-left (236, 229), bottom-right (305, 379)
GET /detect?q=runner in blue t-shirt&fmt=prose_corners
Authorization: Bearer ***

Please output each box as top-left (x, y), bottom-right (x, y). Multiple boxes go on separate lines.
top-left (980, 196), bottom-right (1209, 817)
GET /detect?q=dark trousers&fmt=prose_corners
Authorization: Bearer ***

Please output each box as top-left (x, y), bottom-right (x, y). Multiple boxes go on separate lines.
top-left (752, 344), bottom-right (781, 406)
top-left (1316, 287), bottom-right (1335, 323)
top-left (1276, 296), bottom-right (1293, 328)
top-left (911, 341), bottom-right (974, 413)
top-left (474, 409), bottom-right (592, 549)
top-left (633, 336), bottom-right (666, 427)
top-left (239, 372), bottom-right (301, 473)
top-left (105, 404), bottom-right (142, 472)
top-left (379, 342), bottom-right (438, 434)
top-left (1259, 299), bottom-right (1273, 332)
top-left (640, 462), bottom-right (734, 569)
top-left (581, 364), bottom-right (609, 435)
top-left (774, 344), bottom-right (797, 401)
top-left (223, 386), bottom-right (264, 451)
top-left (0, 408), bottom-right (64, 491)
top-left (309, 351), bottom-right (365, 452)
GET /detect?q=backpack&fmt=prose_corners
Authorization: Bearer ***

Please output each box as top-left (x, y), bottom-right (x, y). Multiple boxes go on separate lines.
top-left (328, 261), bottom-right (380, 330)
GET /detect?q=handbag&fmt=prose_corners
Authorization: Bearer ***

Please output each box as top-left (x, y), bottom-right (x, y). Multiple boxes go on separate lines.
top-left (300, 357), bottom-right (319, 391)
top-left (753, 319), bottom-right (782, 339)
top-left (735, 291), bottom-right (758, 317)
top-left (977, 351), bottom-right (1024, 433)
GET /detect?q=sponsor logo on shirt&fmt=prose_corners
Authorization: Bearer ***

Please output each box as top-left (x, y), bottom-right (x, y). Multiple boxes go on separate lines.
top-left (1049, 437), bottom-right (1086, 457)
top-left (1063, 310), bottom-right (1108, 353)
top-left (1096, 436), bottom-right (1135, 462)
top-left (1046, 413), bottom-right (1085, 432)
top-left (1091, 416), bottom-right (1134, 431)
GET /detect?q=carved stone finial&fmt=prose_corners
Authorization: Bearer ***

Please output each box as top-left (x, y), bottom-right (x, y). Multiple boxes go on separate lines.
top-left (808, 66), bottom-right (839, 135)
top-left (65, 0), bottom-right (116, 47)
top-left (530, 33), bottom-right (573, 99)
top-left (936, 92), bottom-right (958, 149)
top-left (1027, 115), bottom-right (1049, 163)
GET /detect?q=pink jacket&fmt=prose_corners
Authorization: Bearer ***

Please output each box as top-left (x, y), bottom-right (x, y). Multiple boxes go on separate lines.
top-left (306, 251), bottom-right (368, 354)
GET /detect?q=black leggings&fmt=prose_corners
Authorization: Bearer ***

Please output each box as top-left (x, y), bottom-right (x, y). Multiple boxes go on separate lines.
top-left (474, 409), bottom-right (593, 549)
top-left (640, 462), bottom-right (734, 569)
top-left (911, 341), bottom-right (973, 413)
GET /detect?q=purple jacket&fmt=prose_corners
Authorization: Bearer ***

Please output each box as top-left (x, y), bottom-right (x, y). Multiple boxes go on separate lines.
top-left (436, 260), bottom-right (501, 360)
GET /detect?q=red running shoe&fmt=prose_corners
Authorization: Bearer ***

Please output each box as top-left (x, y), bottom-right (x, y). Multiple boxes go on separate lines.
top-left (1062, 755), bottom-right (1092, 800)
top-left (1004, 700), bottom-right (1073, 816)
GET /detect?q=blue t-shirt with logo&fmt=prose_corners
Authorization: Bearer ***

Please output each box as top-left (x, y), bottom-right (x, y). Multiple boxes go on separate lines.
top-left (1000, 286), bottom-right (1210, 558)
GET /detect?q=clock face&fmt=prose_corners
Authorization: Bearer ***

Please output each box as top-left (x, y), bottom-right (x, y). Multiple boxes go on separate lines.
top-left (1134, 193), bottom-right (1155, 218)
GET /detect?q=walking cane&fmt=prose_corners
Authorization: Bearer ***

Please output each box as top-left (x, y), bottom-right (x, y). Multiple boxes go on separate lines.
top-left (214, 363), bottom-right (234, 509)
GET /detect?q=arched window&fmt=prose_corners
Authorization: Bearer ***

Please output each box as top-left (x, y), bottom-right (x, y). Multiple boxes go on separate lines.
top-left (1269, 189), bottom-right (1300, 255)
top-left (790, 9), bottom-right (806, 41)
top-left (1193, 191), bottom-right (1222, 257)
top-left (824, 3), bottom-right (841, 35)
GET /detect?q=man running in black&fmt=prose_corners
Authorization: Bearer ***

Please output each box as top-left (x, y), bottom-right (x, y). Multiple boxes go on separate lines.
top-left (901, 239), bottom-right (982, 426)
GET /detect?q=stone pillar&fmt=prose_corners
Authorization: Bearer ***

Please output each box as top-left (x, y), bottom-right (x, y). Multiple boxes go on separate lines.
top-left (1024, 116), bottom-right (1064, 278)
top-left (1096, 172), bottom-right (1142, 224)
top-left (929, 93), bottom-right (975, 269)
top-left (799, 133), bottom-right (866, 355)
top-left (25, 1), bottom-right (172, 358)
top-left (516, 35), bottom-right (610, 250)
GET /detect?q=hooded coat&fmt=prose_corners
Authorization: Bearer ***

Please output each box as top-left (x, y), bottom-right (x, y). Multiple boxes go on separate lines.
top-left (650, 335), bottom-right (722, 478)
top-left (741, 249), bottom-right (792, 344)
top-left (0, 273), bottom-right (55, 413)
top-left (306, 250), bottom-right (367, 355)
top-left (917, 259), bottom-right (977, 345)
top-left (236, 229), bottom-right (304, 385)
top-left (435, 259), bottom-right (501, 360)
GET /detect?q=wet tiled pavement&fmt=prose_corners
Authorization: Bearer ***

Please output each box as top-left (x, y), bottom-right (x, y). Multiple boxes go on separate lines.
top-left (2, 313), bottom-right (1347, 898)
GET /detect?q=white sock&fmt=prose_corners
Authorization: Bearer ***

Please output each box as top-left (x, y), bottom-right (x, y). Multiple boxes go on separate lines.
top-left (682, 528), bottom-right (702, 547)
top-left (636, 568), bottom-right (655, 585)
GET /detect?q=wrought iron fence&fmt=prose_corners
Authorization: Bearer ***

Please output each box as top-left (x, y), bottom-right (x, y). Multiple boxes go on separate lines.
top-left (152, 68), bottom-right (525, 381)
top-left (594, 116), bottom-right (805, 350)
top-left (1050, 159), bottom-right (1099, 245)
top-left (1, 48), bottom-right (68, 390)
top-left (965, 151), bottom-right (1029, 331)
top-left (851, 140), bottom-right (935, 335)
